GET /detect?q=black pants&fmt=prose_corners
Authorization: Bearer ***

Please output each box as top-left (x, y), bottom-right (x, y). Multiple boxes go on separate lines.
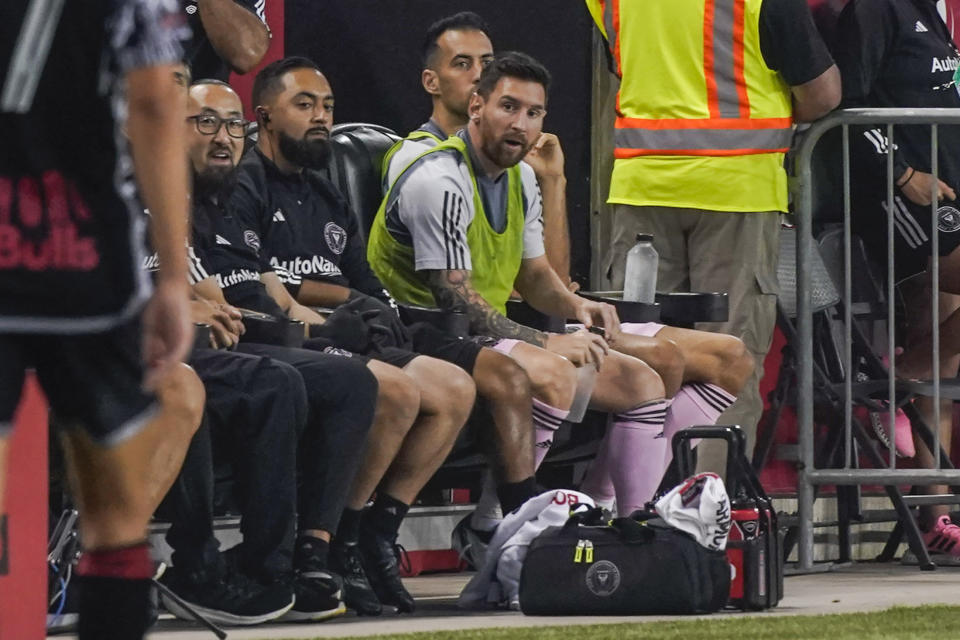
top-left (236, 344), bottom-right (378, 537)
top-left (161, 349), bottom-right (307, 578)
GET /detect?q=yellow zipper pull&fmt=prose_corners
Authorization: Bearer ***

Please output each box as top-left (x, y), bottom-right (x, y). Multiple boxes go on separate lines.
top-left (585, 540), bottom-right (594, 563)
top-left (573, 539), bottom-right (585, 563)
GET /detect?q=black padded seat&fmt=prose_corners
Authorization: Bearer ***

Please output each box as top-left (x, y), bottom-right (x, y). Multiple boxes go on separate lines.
top-left (325, 122), bottom-right (401, 244)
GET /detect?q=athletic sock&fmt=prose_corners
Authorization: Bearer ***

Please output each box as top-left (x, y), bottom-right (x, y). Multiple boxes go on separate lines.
top-left (336, 507), bottom-right (364, 545)
top-left (471, 472), bottom-right (503, 532)
top-left (580, 429), bottom-right (616, 508)
top-left (496, 476), bottom-right (537, 515)
top-left (364, 493), bottom-right (410, 537)
top-left (663, 383), bottom-right (736, 466)
top-left (606, 399), bottom-right (670, 514)
top-left (532, 398), bottom-right (569, 470)
top-left (75, 541), bottom-right (153, 640)
top-left (295, 535), bottom-right (330, 570)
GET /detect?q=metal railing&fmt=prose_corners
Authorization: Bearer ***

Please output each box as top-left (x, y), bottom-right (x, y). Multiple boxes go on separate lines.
top-left (792, 108), bottom-right (960, 571)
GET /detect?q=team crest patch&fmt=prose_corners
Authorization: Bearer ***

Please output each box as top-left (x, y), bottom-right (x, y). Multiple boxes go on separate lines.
top-left (324, 222), bottom-right (347, 255)
top-left (938, 206), bottom-right (960, 233)
top-left (244, 230), bottom-right (261, 251)
top-left (585, 560), bottom-right (620, 597)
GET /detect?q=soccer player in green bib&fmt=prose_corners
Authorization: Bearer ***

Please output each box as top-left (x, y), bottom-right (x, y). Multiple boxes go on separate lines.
top-left (370, 52), bottom-right (670, 520)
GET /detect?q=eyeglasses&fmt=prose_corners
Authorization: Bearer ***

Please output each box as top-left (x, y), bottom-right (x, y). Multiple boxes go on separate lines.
top-left (186, 114), bottom-right (248, 139)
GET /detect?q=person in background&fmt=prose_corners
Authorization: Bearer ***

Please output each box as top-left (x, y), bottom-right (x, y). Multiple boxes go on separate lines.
top-left (835, 0), bottom-right (960, 558)
top-left (586, 0), bottom-right (840, 474)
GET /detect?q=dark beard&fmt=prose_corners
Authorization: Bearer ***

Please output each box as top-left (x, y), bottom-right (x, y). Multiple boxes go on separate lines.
top-left (278, 130), bottom-right (332, 170)
top-left (193, 166), bottom-right (237, 202)
top-left (481, 136), bottom-right (531, 170)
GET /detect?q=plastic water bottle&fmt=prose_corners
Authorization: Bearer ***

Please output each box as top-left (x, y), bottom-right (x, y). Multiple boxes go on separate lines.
top-left (622, 233), bottom-right (658, 303)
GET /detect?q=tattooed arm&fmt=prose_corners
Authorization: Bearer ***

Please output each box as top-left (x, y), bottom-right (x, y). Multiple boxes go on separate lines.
top-left (425, 269), bottom-right (547, 346)
top-left (424, 269), bottom-right (610, 368)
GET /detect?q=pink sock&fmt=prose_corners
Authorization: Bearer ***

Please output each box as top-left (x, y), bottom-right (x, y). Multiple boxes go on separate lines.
top-left (581, 429), bottom-right (615, 503)
top-left (532, 398), bottom-right (569, 470)
top-left (606, 399), bottom-right (669, 514)
top-left (663, 383), bottom-right (736, 466)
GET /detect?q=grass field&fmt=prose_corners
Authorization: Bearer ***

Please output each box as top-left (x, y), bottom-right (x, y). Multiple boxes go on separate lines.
top-left (263, 605), bottom-right (960, 640)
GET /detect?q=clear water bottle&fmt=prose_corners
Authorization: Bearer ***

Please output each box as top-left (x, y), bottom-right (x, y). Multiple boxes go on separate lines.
top-left (622, 233), bottom-right (658, 303)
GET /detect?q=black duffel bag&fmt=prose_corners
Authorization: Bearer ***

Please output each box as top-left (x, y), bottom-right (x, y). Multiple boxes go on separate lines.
top-left (519, 508), bottom-right (729, 615)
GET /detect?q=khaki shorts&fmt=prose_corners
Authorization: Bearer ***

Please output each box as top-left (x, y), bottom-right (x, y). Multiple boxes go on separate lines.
top-left (606, 205), bottom-right (781, 453)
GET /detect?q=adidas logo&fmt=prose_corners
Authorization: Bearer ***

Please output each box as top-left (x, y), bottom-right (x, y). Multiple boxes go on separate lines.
top-left (916, 20), bottom-right (928, 32)
top-left (215, 234), bottom-right (231, 246)
top-left (273, 209), bottom-right (286, 222)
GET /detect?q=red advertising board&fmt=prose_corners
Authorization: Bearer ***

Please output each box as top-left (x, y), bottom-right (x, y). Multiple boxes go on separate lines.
top-left (0, 374), bottom-right (49, 640)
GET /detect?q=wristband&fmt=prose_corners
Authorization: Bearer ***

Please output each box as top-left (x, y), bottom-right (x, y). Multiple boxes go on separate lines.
top-left (897, 168), bottom-right (916, 189)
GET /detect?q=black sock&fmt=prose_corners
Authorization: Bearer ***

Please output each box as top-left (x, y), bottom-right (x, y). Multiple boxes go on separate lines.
top-left (75, 541), bottom-right (155, 640)
top-left (365, 493), bottom-right (409, 538)
top-left (337, 508), bottom-right (364, 545)
top-left (77, 576), bottom-right (152, 640)
top-left (497, 476), bottom-right (537, 515)
top-left (295, 535), bottom-right (330, 570)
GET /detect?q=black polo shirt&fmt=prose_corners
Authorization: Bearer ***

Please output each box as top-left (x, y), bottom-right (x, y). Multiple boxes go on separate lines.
top-left (189, 194), bottom-right (285, 317)
top-left (836, 0), bottom-right (960, 185)
top-left (0, 0), bottom-right (186, 332)
top-left (231, 149), bottom-right (391, 302)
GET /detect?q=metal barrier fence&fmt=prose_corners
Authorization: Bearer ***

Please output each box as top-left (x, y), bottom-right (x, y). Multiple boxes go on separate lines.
top-left (792, 108), bottom-right (960, 571)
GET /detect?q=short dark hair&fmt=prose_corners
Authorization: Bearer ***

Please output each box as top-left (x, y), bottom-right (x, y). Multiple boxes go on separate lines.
top-left (251, 56), bottom-right (322, 109)
top-left (422, 11), bottom-right (490, 67)
top-left (190, 78), bottom-right (232, 89)
top-left (475, 51), bottom-right (551, 100)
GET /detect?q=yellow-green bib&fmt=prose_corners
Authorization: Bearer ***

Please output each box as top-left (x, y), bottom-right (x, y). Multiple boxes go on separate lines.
top-left (368, 136), bottom-right (525, 314)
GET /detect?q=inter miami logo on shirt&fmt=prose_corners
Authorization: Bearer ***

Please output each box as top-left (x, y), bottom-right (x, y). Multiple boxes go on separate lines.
top-left (585, 560), bottom-right (621, 597)
top-left (244, 230), bottom-right (261, 251)
top-left (938, 206), bottom-right (960, 233)
top-left (324, 222), bottom-right (347, 255)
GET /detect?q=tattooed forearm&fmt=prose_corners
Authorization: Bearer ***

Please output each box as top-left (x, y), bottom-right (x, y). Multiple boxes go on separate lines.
top-left (426, 269), bottom-right (547, 347)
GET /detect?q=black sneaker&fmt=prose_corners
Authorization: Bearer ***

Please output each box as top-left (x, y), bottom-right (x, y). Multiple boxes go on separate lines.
top-left (358, 528), bottom-right (415, 613)
top-left (330, 542), bottom-right (383, 616)
top-left (159, 562), bottom-right (294, 626)
top-left (280, 568), bottom-right (346, 622)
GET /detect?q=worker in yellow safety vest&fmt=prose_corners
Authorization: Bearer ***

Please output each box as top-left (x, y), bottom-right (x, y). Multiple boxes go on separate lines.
top-left (586, 0), bottom-right (840, 462)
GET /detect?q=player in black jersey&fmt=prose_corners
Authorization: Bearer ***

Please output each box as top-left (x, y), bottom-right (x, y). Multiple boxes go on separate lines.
top-left (0, 2), bottom-right (196, 638)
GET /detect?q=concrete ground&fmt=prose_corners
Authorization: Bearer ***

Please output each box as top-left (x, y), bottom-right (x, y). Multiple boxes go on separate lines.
top-left (50, 563), bottom-right (960, 640)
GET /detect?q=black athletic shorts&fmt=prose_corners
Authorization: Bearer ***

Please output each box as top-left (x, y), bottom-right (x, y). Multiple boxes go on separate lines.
top-left (299, 338), bottom-right (419, 369)
top-left (300, 323), bottom-right (484, 373)
top-left (408, 323), bottom-right (486, 374)
top-left (0, 315), bottom-right (155, 445)
top-left (854, 194), bottom-right (960, 282)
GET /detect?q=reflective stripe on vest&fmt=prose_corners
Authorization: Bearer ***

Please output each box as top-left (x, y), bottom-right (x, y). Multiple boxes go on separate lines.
top-left (602, 0), bottom-right (792, 157)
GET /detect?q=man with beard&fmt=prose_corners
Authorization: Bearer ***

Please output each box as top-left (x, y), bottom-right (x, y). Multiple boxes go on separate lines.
top-left (385, 13), bottom-right (753, 518)
top-left (186, 78), bottom-right (477, 615)
top-left (370, 52), bottom-right (673, 529)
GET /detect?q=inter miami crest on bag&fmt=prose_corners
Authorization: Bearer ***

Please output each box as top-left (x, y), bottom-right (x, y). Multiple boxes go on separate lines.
top-left (518, 495), bottom-right (730, 615)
